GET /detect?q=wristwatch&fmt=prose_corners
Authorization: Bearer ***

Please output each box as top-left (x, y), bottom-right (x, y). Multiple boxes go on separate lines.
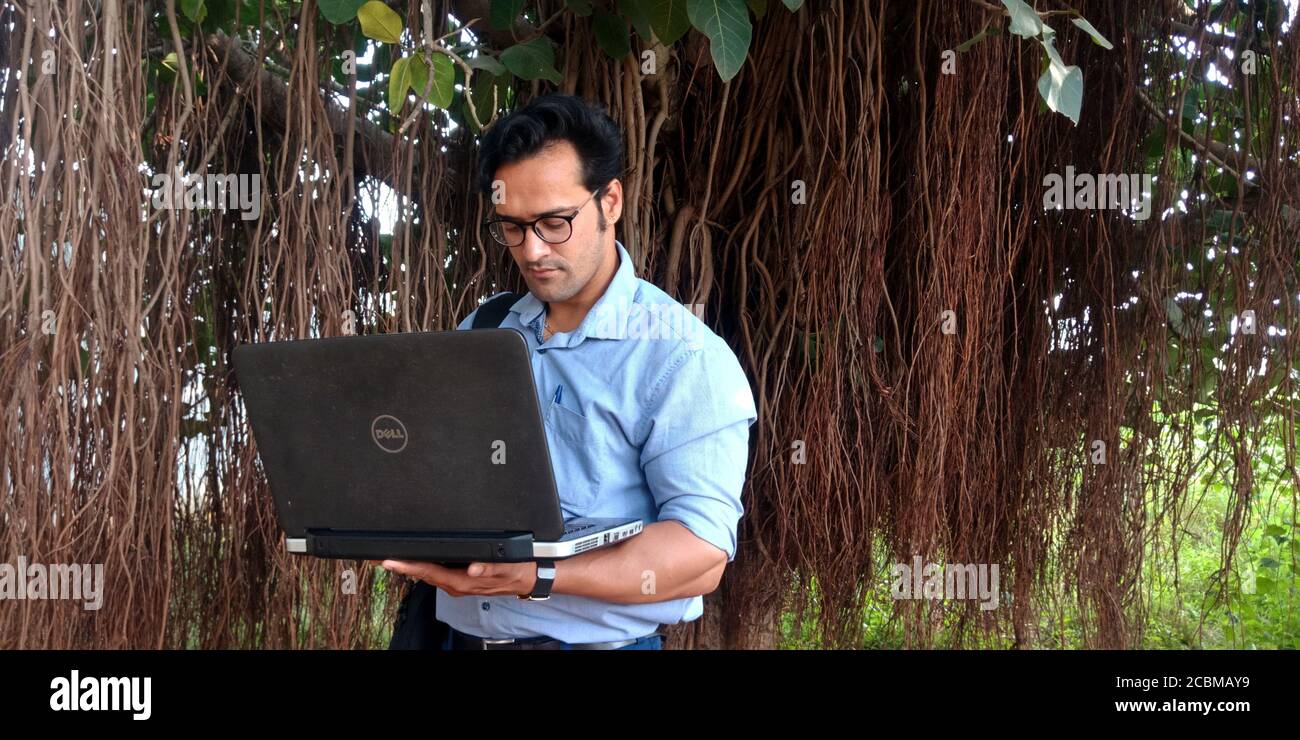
top-left (519, 559), bottom-right (556, 601)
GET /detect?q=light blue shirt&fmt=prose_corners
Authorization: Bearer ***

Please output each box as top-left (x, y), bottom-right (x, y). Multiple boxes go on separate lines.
top-left (436, 240), bottom-right (758, 643)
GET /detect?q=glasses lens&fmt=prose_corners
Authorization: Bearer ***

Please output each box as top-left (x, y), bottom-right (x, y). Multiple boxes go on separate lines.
top-left (536, 217), bottom-right (572, 243)
top-left (489, 220), bottom-right (524, 246)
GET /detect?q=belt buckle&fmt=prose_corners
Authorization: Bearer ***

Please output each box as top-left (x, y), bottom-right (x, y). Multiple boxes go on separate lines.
top-left (480, 637), bottom-right (519, 649)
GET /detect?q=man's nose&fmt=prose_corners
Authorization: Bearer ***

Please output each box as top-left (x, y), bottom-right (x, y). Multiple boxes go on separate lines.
top-left (518, 229), bottom-right (552, 263)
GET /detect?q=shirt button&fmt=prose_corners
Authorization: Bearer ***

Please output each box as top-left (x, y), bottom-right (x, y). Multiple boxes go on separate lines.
top-left (481, 602), bottom-right (491, 611)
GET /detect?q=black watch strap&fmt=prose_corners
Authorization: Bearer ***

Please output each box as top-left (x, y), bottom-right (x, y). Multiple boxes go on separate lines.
top-left (520, 559), bottom-right (556, 600)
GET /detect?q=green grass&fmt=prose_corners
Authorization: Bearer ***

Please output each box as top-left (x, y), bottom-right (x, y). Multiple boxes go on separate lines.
top-left (777, 408), bottom-right (1298, 649)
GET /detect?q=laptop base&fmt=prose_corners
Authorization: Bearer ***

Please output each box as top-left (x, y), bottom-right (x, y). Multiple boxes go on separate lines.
top-left (288, 518), bottom-right (644, 563)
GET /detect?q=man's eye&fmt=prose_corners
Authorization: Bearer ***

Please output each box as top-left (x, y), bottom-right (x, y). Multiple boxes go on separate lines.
top-left (538, 217), bottom-right (569, 232)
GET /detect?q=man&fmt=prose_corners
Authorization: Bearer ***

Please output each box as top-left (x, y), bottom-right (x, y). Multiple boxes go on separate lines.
top-left (381, 94), bottom-right (757, 650)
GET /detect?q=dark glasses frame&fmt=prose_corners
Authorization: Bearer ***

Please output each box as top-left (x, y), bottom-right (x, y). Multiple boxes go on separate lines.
top-left (482, 187), bottom-right (603, 247)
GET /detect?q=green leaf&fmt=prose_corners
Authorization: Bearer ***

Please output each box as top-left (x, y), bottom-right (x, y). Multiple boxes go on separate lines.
top-left (467, 54), bottom-right (507, 76)
top-left (746, 0), bottom-right (767, 18)
top-left (407, 54), bottom-right (430, 104)
top-left (1181, 84), bottom-right (1202, 125)
top-left (1001, 0), bottom-right (1043, 38)
top-left (425, 53), bottom-right (455, 108)
top-left (202, 0), bottom-right (238, 33)
top-left (319, 0), bottom-right (367, 24)
top-left (161, 51), bottom-right (180, 72)
top-left (1259, 556), bottom-right (1280, 570)
top-left (1039, 34), bottom-right (1065, 67)
top-left (468, 72), bottom-right (508, 130)
top-left (1071, 17), bottom-right (1113, 49)
top-left (181, 0), bottom-right (207, 24)
top-left (620, 0), bottom-right (654, 39)
top-left (647, 0), bottom-right (692, 44)
top-left (1264, 524), bottom-right (1287, 538)
top-left (956, 24), bottom-right (1000, 53)
top-left (388, 56), bottom-right (411, 111)
top-left (491, 0), bottom-right (527, 30)
top-left (390, 53), bottom-right (454, 111)
top-left (565, 0), bottom-right (594, 16)
top-left (688, 0), bottom-right (752, 82)
top-left (500, 37), bottom-right (563, 84)
top-left (1036, 38), bottom-right (1082, 125)
top-left (593, 11), bottom-right (631, 59)
top-left (1036, 62), bottom-right (1083, 124)
top-left (1142, 127), bottom-right (1165, 160)
top-left (358, 0), bottom-right (403, 43)
top-left (781, 0), bottom-right (803, 9)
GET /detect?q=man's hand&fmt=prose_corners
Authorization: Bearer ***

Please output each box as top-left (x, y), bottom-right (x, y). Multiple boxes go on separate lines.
top-left (375, 559), bottom-right (538, 597)
top-left (368, 520), bottom-right (726, 604)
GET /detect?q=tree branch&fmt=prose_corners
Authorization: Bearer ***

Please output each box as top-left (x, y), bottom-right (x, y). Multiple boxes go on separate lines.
top-left (1135, 88), bottom-right (1261, 187)
top-left (206, 31), bottom-right (407, 196)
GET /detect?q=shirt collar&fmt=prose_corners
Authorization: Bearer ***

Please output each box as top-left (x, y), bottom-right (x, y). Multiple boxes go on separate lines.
top-left (509, 239), bottom-right (639, 341)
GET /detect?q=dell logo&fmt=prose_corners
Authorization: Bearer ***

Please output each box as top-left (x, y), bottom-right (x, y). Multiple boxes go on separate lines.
top-left (371, 415), bottom-right (409, 453)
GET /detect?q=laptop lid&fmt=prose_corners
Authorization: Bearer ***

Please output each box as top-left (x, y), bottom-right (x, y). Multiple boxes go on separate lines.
top-left (232, 329), bottom-right (565, 542)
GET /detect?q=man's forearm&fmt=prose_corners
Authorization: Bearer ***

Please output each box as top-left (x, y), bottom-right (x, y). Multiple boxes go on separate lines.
top-left (551, 520), bottom-right (727, 604)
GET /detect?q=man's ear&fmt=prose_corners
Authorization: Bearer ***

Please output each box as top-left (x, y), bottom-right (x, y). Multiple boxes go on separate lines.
top-left (602, 179), bottom-right (624, 226)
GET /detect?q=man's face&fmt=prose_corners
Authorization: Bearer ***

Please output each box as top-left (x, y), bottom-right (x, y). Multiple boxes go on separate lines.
top-left (489, 140), bottom-right (619, 303)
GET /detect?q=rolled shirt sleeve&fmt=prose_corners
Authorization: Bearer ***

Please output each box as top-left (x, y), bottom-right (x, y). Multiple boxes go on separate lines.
top-left (639, 340), bottom-right (758, 562)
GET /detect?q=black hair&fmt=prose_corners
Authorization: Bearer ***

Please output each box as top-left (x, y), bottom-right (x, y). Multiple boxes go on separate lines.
top-left (476, 93), bottom-right (624, 203)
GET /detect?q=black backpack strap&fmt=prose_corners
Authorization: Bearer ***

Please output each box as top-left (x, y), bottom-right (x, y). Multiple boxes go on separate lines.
top-left (470, 291), bottom-right (520, 330)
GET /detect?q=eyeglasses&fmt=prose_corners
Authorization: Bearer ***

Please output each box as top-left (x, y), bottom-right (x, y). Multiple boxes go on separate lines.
top-left (482, 188), bottom-right (602, 248)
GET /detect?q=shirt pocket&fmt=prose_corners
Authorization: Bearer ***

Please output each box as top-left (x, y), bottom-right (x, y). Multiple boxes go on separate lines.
top-left (542, 396), bottom-right (601, 516)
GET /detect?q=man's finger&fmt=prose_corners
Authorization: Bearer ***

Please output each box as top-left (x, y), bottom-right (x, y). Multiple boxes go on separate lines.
top-left (466, 562), bottom-right (517, 578)
top-left (382, 559), bottom-right (456, 585)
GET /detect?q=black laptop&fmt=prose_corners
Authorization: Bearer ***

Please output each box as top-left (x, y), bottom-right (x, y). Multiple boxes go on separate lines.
top-left (231, 329), bottom-right (642, 563)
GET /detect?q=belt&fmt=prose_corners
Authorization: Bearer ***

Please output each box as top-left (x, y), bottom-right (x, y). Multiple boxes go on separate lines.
top-left (448, 627), bottom-right (652, 650)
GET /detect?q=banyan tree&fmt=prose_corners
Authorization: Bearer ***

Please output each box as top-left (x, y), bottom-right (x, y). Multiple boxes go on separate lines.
top-left (1, 0), bottom-right (1296, 649)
